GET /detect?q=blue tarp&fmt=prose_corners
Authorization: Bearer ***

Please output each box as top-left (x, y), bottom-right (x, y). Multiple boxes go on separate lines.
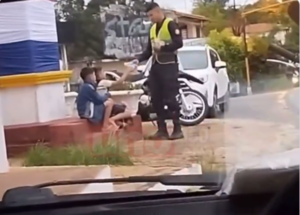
top-left (0, 40), bottom-right (60, 76)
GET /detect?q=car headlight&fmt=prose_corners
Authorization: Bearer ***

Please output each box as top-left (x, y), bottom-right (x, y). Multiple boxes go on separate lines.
top-left (199, 75), bottom-right (208, 83)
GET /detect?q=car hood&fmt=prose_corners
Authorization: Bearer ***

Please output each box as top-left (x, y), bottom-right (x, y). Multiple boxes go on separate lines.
top-left (183, 69), bottom-right (210, 79)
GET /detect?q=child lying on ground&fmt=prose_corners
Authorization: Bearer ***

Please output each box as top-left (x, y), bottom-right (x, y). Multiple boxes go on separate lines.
top-left (93, 66), bottom-right (136, 130)
top-left (76, 67), bottom-right (115, 131)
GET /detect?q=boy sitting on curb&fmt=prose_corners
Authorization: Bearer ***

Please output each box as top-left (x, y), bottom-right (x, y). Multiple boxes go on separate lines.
top-left (76, 67), bottom-right (115, 131)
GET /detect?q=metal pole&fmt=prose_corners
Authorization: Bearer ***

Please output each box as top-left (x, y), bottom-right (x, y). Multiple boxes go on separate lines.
top-left (60, 44), bottom-right (69, 70)
top-left (242, 17), bottom-right (252, 95)
top-left (60, 44), bottom-right (70, 92)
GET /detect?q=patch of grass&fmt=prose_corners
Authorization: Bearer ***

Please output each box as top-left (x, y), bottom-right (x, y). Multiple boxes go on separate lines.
top-left (23, 142), bottom-right (133, 166)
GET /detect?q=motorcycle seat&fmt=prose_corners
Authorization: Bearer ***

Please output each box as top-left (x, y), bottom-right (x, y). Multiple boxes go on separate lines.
top-left (178, 71), bottom-right (204, 85)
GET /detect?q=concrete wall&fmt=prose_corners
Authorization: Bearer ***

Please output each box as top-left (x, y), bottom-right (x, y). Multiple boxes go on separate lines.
top-left (181, 23), bottom-right (203, 39)
top-left (187, 24), bottom-right (198, 38)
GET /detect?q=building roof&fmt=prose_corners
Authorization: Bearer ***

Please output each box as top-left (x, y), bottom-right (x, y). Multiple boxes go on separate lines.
top-left (245, 23), bottom-right (288, 34)
top-left (164, 9), bottom-right (209, 22)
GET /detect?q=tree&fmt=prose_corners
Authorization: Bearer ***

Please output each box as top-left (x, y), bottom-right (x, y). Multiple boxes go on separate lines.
top-left (55, 0), bottom-right (106, 60)
top-left (284, 22), bottom-right (299, 52)
top-left (192, 1), bottom-right (228, 35)
top-left (55, 0), bottom-right (149, 60)
top-left (208, 29), bottom-right (272, 81)
top-left (208, 30), bottom-right (245, 81)
top-left (193, 0), bottom-right (229, 8)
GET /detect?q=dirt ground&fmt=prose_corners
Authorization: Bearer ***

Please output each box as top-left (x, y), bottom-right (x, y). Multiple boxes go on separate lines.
top-left (2, 118), bottom-right (298, 197)
top-left (130, 119), bottom-right (299, 171)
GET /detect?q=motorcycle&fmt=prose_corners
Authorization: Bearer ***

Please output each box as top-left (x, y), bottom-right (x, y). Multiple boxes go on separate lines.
top-left (105, 67), bottom-right (209, 126)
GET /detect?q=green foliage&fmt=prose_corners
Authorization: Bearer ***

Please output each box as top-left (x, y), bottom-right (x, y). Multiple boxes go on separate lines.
top-left (243, 0), bottom-right (280, 24)
top-left (193, 0), bottom-right (229, 8)
top-left (195, 0), bottom-right (298, 81)
top-left (23, 141), bottom-right (133, 166)
top-left (208, 30), bottom-right (271, 81)
top-left (208, 30), bottom-right (245, 81)
top-left (55, 0), bottom-right (149, 60)
top-left (193, 2), bottom-right (228, 35)
top-left (284, 22), bottom-right (299, 51)
top-left (247, 36), bottom-right (269, 56)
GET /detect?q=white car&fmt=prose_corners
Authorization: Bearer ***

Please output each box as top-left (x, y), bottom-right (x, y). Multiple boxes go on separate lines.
top-left (136, 43), bottom-right (230, 117)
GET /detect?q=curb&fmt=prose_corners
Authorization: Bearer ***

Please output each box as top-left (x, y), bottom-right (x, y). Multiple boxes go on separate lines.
top-left (81, 166), bottom-right (114, 194)
top-left (75, 164), bottom-right (203, 193)
top-left (148, 164), bottom-right (202, 192)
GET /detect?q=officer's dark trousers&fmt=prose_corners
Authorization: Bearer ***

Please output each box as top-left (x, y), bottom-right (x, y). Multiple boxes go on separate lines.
top-left (149, 63), bottom-right (181, 130)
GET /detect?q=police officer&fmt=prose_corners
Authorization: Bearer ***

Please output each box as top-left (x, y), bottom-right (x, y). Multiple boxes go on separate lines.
top-left (135, 2), bottom-right (184, 140)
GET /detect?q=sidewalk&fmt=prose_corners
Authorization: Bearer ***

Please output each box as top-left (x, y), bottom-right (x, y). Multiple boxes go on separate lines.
top-left (285, 88), bottom-right (299, 112)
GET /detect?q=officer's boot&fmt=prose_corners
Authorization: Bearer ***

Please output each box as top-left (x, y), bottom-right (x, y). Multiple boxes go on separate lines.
top-left (147, 121), bottom-right (169, 140)
top-left (169, 113), bottom-right (184, 140)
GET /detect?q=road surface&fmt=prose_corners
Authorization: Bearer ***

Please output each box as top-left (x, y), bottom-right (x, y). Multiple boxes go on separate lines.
top-left (285, 88), bottom-right (299, 113)
top-left (226, 90), bottom-right (298, 127)
top-left (136, 90), bottom-right (300, 169)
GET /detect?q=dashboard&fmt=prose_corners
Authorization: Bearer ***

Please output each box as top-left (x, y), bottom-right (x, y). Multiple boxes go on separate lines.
top-left (1, 191), bottom-right (274, 215)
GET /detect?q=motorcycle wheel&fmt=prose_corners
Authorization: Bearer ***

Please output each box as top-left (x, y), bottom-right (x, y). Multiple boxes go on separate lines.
top-left (179, 89), bottom-right (208, 126)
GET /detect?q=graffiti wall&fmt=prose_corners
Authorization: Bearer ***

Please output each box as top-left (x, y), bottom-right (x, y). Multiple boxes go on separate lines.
top-left (101, 4), bottom-right (151, 59)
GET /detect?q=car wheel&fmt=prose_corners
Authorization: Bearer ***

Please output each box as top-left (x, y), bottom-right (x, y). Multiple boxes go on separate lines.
top-left (220, 88), bottom-right (230, 113)
top-left (207, 90), bottom-right (218, 118)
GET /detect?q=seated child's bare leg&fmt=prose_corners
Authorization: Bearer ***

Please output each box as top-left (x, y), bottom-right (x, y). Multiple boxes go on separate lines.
top-left (102, 99), bottom-right (114, 130)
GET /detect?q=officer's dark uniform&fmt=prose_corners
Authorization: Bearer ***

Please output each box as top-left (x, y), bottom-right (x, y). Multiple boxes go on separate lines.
top-left (138, 17), bottom-right (184, 140)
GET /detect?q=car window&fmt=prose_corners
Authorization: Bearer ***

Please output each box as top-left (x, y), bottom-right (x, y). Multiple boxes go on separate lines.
top-left (178, 50), bottom-right (208, 70)
top-left (209, 50), bottom-right (219, 67)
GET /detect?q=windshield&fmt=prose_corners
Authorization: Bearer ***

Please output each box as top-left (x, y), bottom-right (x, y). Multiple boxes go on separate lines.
top-left (178, 50), bottom-right (208, 70)
top-left (1, 1), bottom-right (299, 202)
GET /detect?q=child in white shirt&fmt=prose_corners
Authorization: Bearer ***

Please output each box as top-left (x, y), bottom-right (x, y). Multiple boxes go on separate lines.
top-left (94, 67), bottom-right (136, 130)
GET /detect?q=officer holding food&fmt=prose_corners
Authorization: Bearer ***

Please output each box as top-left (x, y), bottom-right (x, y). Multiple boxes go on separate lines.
top-left (133, 2), bottom-right (184, 140)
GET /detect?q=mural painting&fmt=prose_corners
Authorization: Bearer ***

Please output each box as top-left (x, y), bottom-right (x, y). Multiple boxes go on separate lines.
top-left (101, 4), bottom-right (151, 59)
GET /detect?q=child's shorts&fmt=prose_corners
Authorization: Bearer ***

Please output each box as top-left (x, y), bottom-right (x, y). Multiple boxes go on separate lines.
top-left (87, 104), bottom-right (105, 124)
top-left (111, 103), bottom-right (126, 116)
